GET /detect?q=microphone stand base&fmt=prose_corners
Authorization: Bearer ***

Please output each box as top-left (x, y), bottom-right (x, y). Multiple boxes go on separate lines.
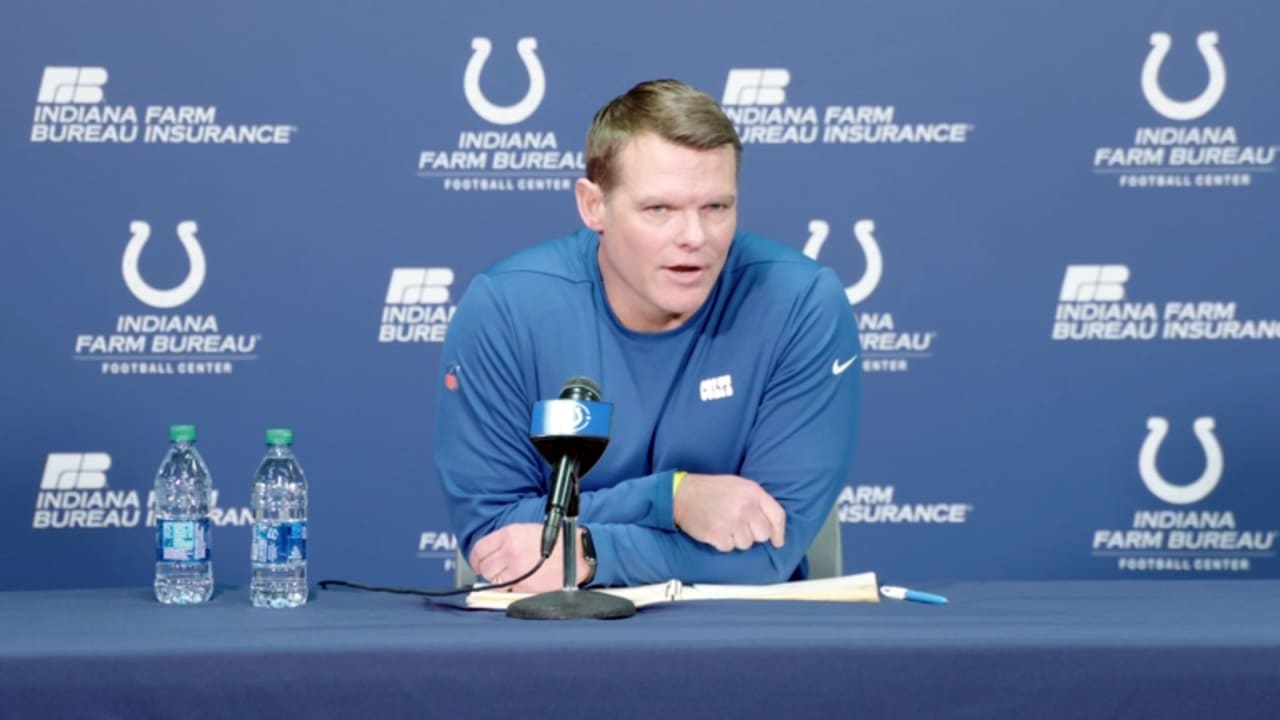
top-left (506, 589), bottom-right (637, 620)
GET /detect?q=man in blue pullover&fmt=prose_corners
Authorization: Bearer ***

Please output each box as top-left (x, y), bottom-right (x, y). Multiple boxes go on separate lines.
top-left (435, 79), bottom-right (860, 592)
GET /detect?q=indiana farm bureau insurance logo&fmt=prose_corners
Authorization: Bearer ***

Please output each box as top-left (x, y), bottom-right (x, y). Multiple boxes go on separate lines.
top-left (73, 220), bottom-right (263, 376)
top-left (721, 67), bottom-right (973, 146)
top-left (1090, 31), bottom-right (1277, 189)
top-left (33, 452), bottom-right (250, 529)
top-left (1090, 416), bottom-right (1277, 574)
top-left (1051, 264), bottom-right (1280, 342)
top-left (416, 37), bottom-right (583, 192)
top-left (837, 484), bottom-right (972, 525)
top-left (31, 66), bottom-right (297, 145)
top-left (378, 267), bottom-right (457, 343)
top-left (803, 219), bottom-right (937, 373)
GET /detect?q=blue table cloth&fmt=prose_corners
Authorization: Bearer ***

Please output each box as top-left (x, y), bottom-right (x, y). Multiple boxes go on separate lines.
top-left (1, 580), bottom-right (1277, 719)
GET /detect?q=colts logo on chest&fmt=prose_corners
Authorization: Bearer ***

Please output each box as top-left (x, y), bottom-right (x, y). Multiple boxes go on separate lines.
top-left (698, 374), bottom-right (734, 402)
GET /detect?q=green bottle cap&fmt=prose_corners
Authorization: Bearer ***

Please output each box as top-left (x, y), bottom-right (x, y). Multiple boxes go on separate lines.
top-left (265, 428), bottom-right (293, 446)
top-left (169, 425), bottom-right (197, 442)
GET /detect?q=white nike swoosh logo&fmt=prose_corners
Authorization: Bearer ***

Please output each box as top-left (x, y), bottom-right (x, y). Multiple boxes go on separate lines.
top-left (832, 354), bottom-right (858, 375)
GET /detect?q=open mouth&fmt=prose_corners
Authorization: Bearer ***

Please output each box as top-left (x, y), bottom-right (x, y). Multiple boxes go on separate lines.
top-left (663, 265), bottom-right (706, 286)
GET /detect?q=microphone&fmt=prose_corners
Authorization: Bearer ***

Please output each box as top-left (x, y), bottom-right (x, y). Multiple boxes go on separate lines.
top-left (510, 377), bottom-right (633, 619)
top-left (529, 376), bottom-right (611, 559)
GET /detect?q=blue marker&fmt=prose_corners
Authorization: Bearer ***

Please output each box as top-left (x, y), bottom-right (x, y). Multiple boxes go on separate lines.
top-left (880, 585), bottom-right (948, 605)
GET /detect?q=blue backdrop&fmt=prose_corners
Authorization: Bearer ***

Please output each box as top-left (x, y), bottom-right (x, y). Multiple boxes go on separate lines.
top-left (2, 0), bottom-right (1277, 591)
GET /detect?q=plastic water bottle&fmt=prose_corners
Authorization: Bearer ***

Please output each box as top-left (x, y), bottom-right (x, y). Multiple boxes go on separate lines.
top-left (154, 424), bottom-right (214, 604)
top-left (250, 428), bottom-right (308, 608)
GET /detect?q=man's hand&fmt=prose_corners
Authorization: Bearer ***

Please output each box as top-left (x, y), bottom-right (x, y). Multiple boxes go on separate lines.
top-left (672, 473), bottom-right (786, 552)
top-left (468, 523), bottom-right (590, 593)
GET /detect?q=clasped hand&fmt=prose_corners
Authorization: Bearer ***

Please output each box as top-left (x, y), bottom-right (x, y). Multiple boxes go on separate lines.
top-left (673, 473), bottom-right (786, 552)
top-left (468, 523), bottom-right (588, 594)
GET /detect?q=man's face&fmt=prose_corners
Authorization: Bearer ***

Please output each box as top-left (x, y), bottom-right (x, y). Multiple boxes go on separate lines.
top-left (576, 132), bottom-right (738, 333)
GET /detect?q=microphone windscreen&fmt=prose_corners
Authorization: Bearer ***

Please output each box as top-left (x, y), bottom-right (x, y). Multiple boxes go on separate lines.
top-left (561, 376), bottom-right (602, 402)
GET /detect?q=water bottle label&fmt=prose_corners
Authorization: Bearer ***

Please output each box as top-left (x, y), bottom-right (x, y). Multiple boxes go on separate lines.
top-left (252, 522), bottom-right (307, 564)
top-left (156, 519), bottom-right (211, 562)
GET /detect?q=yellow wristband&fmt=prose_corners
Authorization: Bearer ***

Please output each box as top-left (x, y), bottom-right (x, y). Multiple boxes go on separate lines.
top-left (672, 471), bottom-right (687, 497)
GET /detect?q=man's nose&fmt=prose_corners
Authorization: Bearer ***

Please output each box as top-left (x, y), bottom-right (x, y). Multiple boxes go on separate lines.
top-left (676, 210), bottom-right (707, 249)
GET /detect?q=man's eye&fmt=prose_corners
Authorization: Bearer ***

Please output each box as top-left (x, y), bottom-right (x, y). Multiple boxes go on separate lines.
top-left (646, 206), bottom-right (667, 214)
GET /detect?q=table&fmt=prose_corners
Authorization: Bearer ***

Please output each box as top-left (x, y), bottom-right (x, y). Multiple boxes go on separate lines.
top-left (1, 581), bottom-right (1277, 719)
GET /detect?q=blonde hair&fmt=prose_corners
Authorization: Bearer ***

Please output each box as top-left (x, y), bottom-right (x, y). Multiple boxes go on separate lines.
top-left (585, 79), bottom-right (741, 193)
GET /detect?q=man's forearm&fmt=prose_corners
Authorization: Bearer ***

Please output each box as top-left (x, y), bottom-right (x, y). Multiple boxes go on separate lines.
top-left (586, 517), bottom-right (807, 588)
top-left (445, 467), bottom-right (682, 558)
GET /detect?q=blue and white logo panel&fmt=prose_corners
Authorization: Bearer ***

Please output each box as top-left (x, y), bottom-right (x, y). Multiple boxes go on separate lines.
top-left (530, 399), bottom-right (612, 438)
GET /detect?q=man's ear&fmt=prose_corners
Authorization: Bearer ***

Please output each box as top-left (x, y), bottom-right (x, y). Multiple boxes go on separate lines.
top-left (575, 178), bottom-right (606, 232)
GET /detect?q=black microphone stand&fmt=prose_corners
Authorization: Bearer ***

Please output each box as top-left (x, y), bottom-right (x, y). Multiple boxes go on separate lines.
top-left (507, 483), bottom-right (636, 620)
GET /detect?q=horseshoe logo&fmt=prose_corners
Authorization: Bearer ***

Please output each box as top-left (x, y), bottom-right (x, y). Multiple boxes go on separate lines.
top-left (1138, 416), bottom-right (1224, 505)
top-left (803, 219), bottom-right (883, 305)
top-left (121, 220), bottom-right (206, 309)
top-left (1141, 31), bottom-right (1226, 121)
top-left (463, 37), bottom-right (546, 125)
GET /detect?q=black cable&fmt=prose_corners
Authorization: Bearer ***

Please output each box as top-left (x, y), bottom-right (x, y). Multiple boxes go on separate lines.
top-left (317, 557), bottom-right (546, 597)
